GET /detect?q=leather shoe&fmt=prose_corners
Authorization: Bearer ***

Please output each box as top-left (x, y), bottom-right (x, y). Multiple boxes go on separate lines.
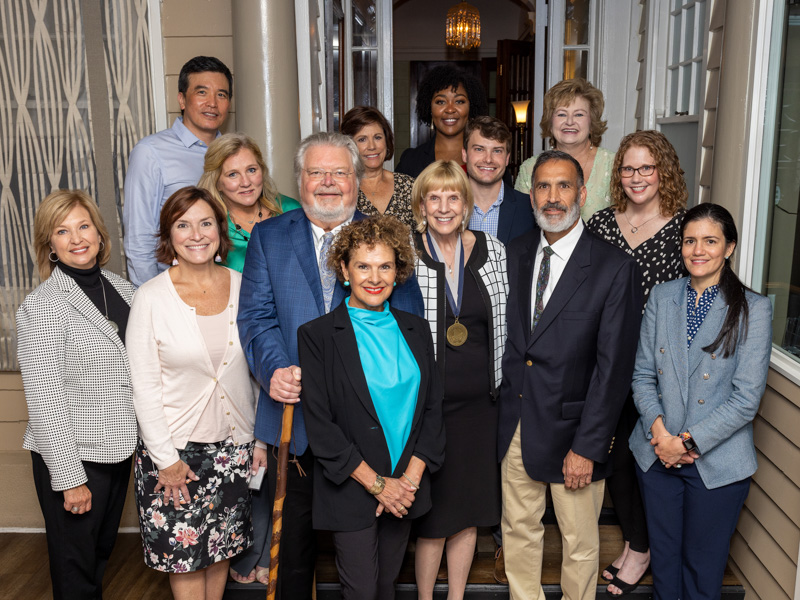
top-left (494, 546), bottom-right (508, 585)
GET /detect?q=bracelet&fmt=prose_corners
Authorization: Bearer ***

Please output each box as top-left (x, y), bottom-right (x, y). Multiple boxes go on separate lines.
top-left (402, 472), bottom-right (420, 491)
top-left (366, 474), bottom-right (385, 495)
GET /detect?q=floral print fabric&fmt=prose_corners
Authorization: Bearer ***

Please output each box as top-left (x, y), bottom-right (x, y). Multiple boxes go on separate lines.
top-left (134, 438), bottom-right (253, 572)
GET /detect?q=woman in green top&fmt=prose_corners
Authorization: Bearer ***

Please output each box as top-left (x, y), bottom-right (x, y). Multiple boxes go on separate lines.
top-left (515, 78), bottom-right (614, 220)
top-left (199, 133), bottom-right (301, 272)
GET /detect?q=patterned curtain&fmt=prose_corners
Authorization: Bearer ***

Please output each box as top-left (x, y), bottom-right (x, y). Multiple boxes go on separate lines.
top-left (0, 0), bottom-right (155, 370)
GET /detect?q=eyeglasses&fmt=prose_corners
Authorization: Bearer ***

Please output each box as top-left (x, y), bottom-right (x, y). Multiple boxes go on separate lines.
top-left (618, 165), bottom-right (656, 178)
top-left (304, 169), bottom-right (353, 181)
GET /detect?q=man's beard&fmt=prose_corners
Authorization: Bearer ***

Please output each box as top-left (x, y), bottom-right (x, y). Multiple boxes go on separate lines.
top-left (303, 195), bottom-right (355, 225)
top-left (533, 200), bottom-right (581, 233)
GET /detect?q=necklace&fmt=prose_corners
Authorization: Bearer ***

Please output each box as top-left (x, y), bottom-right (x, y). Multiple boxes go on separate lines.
top-left (231, 208), bottom-right (263, 229)
top-left (622, 210), bottom-right (660, 234)
top-left (361, 170), bottom-right (387, 199)
top-left (99, 277), bottom-right (119, 333)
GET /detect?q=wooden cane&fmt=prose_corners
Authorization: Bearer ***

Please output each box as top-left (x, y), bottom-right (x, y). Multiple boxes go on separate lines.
top-left (267, 404), bottom-right (294, 600)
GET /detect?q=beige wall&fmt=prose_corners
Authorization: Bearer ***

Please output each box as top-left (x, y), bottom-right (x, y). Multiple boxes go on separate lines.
top-left (160, 0), bottom-right (236, 132)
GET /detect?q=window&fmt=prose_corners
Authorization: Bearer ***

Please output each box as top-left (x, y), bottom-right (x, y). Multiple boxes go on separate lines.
top-left (547, 0), bottom-right (594, 85)
top-left (754, 2), bottom-right (800, 372)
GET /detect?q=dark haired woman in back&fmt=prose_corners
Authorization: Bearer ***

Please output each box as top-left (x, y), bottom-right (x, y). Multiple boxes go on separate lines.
top-left (629, 203), bottom-right (772, 600)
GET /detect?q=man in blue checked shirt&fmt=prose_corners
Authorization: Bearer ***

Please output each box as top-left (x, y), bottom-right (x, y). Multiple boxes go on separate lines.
top-left (465, 116), bottom-right (536, 247)
top-left (123, 56), bottom-right (232, 286)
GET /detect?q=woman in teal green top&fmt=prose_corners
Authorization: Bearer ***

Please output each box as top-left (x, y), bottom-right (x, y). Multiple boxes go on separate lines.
top-left (515, 78), bottom-right (614, 220)
top-left (198, 132), bottom-right (301, 272)
top-left (299, 216), bottom-right (444, 600)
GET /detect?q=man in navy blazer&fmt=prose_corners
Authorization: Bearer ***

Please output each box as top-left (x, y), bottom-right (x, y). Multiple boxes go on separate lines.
top-left (498, 150), bottom-right (642, 600)
top-left (236, 131), bottom-right (424, 598)
top-left (464, 116), bottom-right (536, 246)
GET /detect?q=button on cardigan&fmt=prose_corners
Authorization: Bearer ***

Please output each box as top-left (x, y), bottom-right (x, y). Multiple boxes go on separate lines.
top-left (127, 268), bottom-right (256, 470)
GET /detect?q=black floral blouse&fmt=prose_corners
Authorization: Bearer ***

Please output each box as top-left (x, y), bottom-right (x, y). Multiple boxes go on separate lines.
top-left (587, 207), bottom-right (687, 311)
top-left (357, 172), bottom-right (416, 230)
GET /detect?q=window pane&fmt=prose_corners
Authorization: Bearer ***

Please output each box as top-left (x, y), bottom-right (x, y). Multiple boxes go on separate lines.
top-left (684, 4), bottom-right (695, 59)
top-left (681, 64), bottom-right (693, 113)
top-left (352, 0), bottom-right (376, 47)
top-left (563, 49), bottom-right (588, 80)
top-left (669, 67), bottom-right (679, 114)
top-left (695, 1), bottom-right (707, 57)
top-left (671, 11), bottom-right (682, 65)
top-left (762, 6), bottom-right (800, 363)
top-left (353, 50), bottom-right (378, 107)
top-left (564, 0), bottom-right (590, 45)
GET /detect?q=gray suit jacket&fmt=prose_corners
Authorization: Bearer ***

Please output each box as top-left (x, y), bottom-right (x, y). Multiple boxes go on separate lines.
top-left (17, 267), bottom-right (137, 491)
top-left (630, 277), bottom-right (773, 489)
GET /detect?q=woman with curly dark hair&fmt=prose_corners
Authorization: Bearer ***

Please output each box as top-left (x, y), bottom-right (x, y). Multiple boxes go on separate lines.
top-left (396, 65), bottom-right (489, 178)
top-left (298, 215), bottom-right (445, 600)
top-left (586, 129), bottom-right (688, 597)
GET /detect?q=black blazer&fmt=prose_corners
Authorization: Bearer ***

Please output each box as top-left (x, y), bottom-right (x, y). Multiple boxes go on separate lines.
top-left (298, 302), bottom-right (445, 532)
top-left (497, 227), bottom-right (643, 482)
top-left (495, 181), bottom-right (537, 246)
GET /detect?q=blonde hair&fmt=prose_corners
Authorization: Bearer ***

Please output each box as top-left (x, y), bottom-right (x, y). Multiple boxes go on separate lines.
top-left (411, 161), bottom-right (474, 233)
top-left (540, 78), bottom-right (607, 148)
top-left (33, 190), bottom-right (111, 281)
top-left (198, 132), bottom-right (284, 217)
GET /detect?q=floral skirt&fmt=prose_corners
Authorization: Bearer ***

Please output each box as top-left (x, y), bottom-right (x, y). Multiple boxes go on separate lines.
top-left (134, 438), bottom-right (254, 572)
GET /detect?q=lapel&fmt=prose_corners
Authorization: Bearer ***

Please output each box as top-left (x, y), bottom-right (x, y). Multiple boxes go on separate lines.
top-left (688, 289), bottom-right (728, 378)
top-left (516, 236), bottom-right (536, 343)
top-left (52, 267), bottom-right (128, 356)
top-left (529, 228), bottom-right (590, 346)
top-left (495, 181), bottom-right (516, 244)
top-left (331, 303), bottom-right (380, 423)
top-left (393, 308), bottom-right (430, 431)
top-left (290, 212), bottom-right (326, 314)
top-left (667, 282), bottom-right (690, 405)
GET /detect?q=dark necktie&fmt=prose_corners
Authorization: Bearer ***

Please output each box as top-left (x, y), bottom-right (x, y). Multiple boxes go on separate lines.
top-left (532, 246), bottom-right (554, 333)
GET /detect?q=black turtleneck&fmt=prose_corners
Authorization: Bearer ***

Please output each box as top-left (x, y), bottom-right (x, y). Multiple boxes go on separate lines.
top-left (57, 262), bottom-right (130, 344)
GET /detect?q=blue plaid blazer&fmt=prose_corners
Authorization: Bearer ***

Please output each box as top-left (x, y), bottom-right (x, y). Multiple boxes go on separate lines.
top-left (238, 208), bottom-right (425, 454)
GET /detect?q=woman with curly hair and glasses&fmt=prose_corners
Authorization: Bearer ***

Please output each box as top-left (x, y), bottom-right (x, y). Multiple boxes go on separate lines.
top-left (515, 78), bottom-right (614, 220)
top-left (298, 215), bottom-right (444, 600)
top-left (586, 130), bottom-right (688, 597)
top-left (396, 65), bottom-right (489, 178)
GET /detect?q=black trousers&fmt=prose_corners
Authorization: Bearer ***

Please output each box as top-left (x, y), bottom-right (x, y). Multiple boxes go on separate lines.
top-left (31, 451), bottom-right (132, 600)
top-left (606, 391), bottom-right (649, 552)
top-left (332, 517), bottom-right (412, 600)
top-left (265, 444), bottom-right (316, 600)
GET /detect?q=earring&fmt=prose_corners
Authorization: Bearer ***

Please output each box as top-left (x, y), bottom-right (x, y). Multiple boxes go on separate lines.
top-left (99, 240), bottom-right (105, 250)
top-left (49, 251), bottom-right (59, 263)
top-left (344, 280), bottom-right (350, 287)
top-left (393, 281), bottom-right (397, 287)
top-left (214, 254), bottom-right (222, 263)
top-left (171, 256), bottom-right (179, 266)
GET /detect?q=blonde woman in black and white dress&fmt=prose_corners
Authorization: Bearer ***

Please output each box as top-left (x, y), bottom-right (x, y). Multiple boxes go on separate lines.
top-left (17, 189), bottom-right (137, 600)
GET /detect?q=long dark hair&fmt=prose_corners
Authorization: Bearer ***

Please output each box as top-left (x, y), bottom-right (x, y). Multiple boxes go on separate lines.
top-left (682, 203), bottom-right (749, 357)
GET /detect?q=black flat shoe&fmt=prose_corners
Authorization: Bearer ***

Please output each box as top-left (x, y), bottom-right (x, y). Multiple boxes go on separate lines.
top-left (600, 564), bottom-right (619, 582)
top-left (605, 572), bottom-right (646, 598)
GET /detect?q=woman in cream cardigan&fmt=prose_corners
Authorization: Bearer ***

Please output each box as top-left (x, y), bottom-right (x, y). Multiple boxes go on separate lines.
top-left (127, 186), bottom-right (256, 600)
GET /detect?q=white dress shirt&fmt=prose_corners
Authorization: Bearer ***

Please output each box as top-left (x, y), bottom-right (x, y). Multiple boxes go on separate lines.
top-left (309, 218), bottom-right (353, 265)
top-left (530, 219), bottom-right (584, 328)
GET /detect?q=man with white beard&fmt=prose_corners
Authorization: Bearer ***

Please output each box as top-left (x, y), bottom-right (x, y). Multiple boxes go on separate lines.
top-left (497, 150), bottom-right (642, 600)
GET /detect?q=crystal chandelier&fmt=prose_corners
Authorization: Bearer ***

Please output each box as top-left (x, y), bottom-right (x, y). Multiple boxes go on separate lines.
top-left (445, 2), bottom-right (481, 51)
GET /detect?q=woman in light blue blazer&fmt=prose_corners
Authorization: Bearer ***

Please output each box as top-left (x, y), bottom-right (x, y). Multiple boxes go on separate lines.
top-left (630, 203), bottom-right (772, 600)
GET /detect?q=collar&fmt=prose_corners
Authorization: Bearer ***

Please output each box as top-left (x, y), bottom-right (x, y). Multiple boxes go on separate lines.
top-left (172, 117), bottom-right (218, 149)
top-left (538, 218), bottom-right (584, 259)
top-left (309, 218), bottom-right (353, 248)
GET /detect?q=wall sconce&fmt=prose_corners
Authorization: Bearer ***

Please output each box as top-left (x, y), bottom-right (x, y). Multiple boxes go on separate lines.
top-left (511, 99), bottom-right (530, 164)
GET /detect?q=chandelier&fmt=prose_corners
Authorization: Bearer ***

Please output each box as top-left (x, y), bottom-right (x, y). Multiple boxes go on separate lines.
top-left (445, 2), bottom-right (481, 51)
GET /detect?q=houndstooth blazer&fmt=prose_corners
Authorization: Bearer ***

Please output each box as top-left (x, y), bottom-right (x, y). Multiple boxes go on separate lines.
top-left (415, 231), bottom-right (508, 398)
top-left (16, 266), bottom-right (138, 492)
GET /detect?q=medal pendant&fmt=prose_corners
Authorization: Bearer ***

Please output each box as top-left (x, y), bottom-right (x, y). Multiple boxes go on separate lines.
top-left (446, 320), bottom-right (468, 347)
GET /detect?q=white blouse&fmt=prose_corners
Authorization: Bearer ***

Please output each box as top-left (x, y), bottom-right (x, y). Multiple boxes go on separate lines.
top-left (127, 268), bottom-right (256, 469)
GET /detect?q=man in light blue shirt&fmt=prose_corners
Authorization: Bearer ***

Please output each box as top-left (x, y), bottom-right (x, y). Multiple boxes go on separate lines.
top-left (123, 56), bottom-right (232, 285)
top-left (464, 116), bottom-right (536, 247)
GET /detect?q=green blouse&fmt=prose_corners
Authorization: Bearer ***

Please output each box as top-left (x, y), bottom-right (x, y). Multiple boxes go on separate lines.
top-left (514, 146), bottom-right (615, 221)
top-left (224, 194), bottom-right (301, 272)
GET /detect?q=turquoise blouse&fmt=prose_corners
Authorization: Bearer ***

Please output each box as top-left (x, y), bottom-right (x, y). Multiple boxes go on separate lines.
top-left (224, 194), bottom-right (301, 272)
top-left (347, 297), bottom-right (421, 472)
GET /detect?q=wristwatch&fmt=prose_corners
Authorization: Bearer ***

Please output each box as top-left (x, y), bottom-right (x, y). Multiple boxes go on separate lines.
top-left (367, 474), bottom-right (386, 495)
top-left (680, 431), bottom-right (698, 453)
